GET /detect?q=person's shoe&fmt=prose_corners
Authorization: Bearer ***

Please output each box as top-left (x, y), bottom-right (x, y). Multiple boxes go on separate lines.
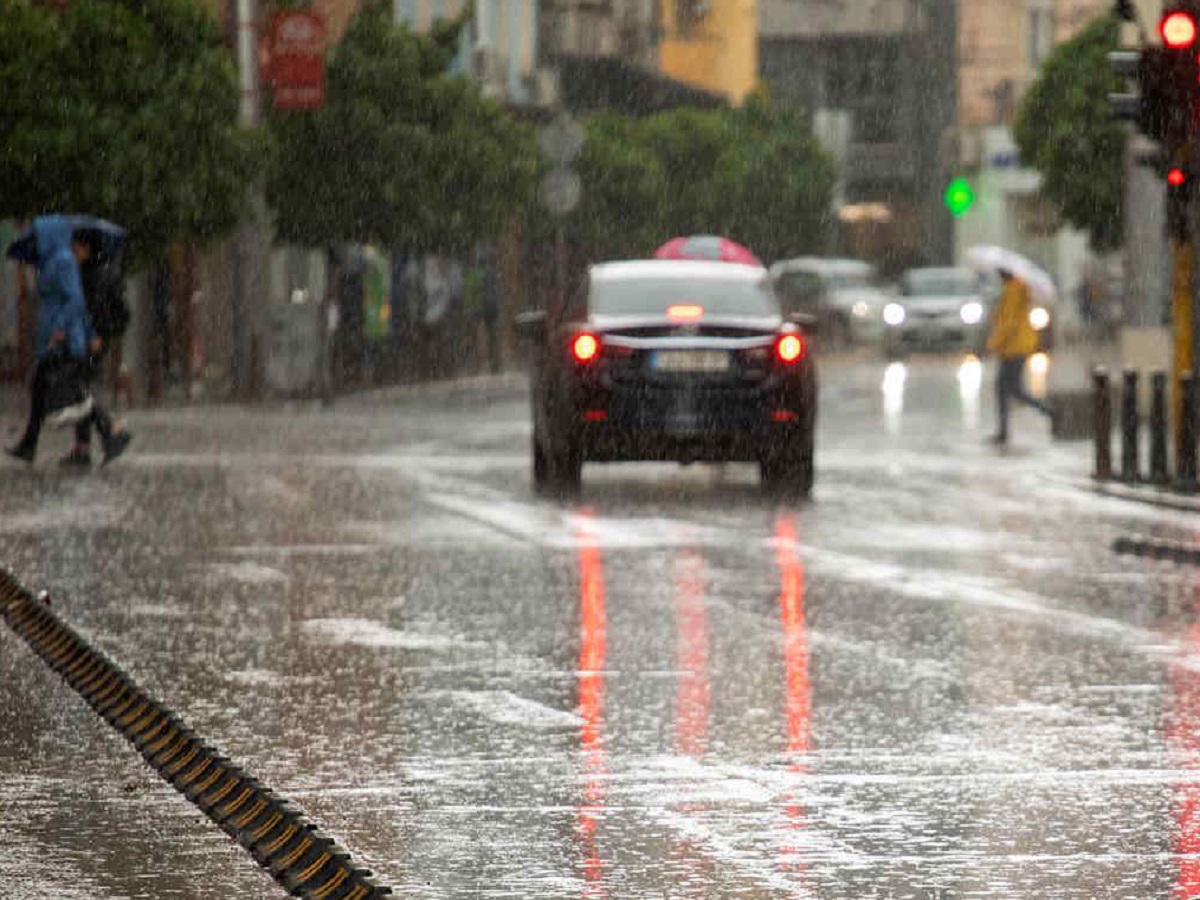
top-left (101, 430), bottom-right (132, 467)
top-left (5, 444), bottom-right (35, 464)
top-left (59, 447), bottom-right (92, 469)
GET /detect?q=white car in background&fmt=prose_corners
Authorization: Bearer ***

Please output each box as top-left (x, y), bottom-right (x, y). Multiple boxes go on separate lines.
top-left (771, 257), bottom-right (890, 348)
top-left (883, 267), bottom-right (990, 357)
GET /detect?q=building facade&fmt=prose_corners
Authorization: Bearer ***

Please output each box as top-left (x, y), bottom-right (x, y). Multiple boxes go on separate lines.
top-left (954, 0), bottom-right (1110, 322)
top-left (660, 0), bottom-right (759, 104)
top-left (759, 0), bottom-right (958, 271)
top-left (540, 0), bottom-right (726, 113)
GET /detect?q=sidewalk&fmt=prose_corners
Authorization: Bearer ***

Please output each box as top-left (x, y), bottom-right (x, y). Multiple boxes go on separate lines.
top-left (1062, 475), bottom-right (1200, 514)
top-left (0, 367), bottom-right (530, 428)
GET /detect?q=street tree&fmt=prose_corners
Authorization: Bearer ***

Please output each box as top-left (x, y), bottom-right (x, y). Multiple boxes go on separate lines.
top-left (1014, 14), bottom-right (1125, 252)
top-left (0, 0), bottom-right (261, 263)
top-left (717, 94), bottom-right (837, 262)
top-left (566, 100), bottom-right (835, 264)
top-left (572, 113), bottom-right (667, 262)
top-left (267, 0), bottom-right (535, 253)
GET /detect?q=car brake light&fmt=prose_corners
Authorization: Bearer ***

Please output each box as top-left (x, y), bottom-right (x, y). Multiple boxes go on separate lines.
top-left (572, 333), bottom-right (600, 363)
top-left (775, 333), bottom-right (805, 364)
top-left (668, 304), bottom-right (704, 321)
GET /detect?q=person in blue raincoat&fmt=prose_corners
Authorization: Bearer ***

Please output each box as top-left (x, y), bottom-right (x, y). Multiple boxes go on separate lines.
top-left (6, 219), bottom-right (131, 465)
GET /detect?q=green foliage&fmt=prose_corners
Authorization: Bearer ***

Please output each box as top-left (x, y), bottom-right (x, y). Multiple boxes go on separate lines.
top-left (1014, 15), bottom-right (1125, 251)
top-left (0, 0), bottom-right (262, 264)
top-left (572, 113), bottom-right (667, 261)
top-left (267, 0), bottom-right (536, 252)
top-left (562, 99), bottom-right (835, 264)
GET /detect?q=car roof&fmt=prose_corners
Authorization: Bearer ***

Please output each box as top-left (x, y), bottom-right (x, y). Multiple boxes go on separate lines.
top-left (770, 257), bottom-right (874, 276)
top-left (904, 266), bottom-right (977, 278)
top-left (590, 260), bottom-right (768, 283)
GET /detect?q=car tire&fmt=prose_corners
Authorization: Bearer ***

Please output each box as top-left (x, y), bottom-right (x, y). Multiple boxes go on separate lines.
top-left (533, 426), bottom-right (582, 499)
top-left (760, 428), bottom-right (814, 500)
top-left (533, 431), bottom-right (551, 494)
top-left (829, 314), bottom-right (853, 350)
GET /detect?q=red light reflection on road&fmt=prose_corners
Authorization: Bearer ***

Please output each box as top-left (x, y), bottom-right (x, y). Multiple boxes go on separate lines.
top-left (1170, 610), bottom-right (1200, 899)
top-left (674, 549), bottom-right (711, 758)
top-left (776, 515), bottom-right (810, 760)
top-left (576, 515), bottom-right (607, 898)
top-left (775, 513), bottom-right (810, 886)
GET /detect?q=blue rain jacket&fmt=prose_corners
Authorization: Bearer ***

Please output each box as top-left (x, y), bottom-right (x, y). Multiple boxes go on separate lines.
top-left (32, 217), bottom-right (91, 359)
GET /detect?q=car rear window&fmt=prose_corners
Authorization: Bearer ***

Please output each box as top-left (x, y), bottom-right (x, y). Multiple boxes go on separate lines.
top-left (589, 275), bottom-right (779, 318)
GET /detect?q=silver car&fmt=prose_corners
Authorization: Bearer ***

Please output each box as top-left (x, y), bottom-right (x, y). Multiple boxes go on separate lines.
top-left (770, 257), bottom-right (889, 347)
top-left (883, 267), bottom-right (988, 357)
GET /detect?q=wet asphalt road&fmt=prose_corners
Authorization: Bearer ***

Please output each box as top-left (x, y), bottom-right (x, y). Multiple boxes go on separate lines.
top-left (2, 352), bottom-right (1200, 899)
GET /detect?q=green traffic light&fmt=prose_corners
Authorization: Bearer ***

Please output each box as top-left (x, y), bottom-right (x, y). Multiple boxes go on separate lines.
top-left (944, 177), bottom-right (975, 217)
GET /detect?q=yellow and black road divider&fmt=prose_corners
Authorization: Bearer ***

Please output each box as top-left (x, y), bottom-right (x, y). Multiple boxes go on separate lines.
top-left (0, 566), bottom-right (393, 899)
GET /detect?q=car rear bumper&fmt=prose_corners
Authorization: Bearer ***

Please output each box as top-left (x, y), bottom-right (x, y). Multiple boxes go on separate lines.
top-left (565, 377), bottom-right (815, 463)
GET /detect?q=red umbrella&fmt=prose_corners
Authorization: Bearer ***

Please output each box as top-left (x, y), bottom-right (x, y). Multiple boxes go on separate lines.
top-left (653, 235), bottom-right (762, 267)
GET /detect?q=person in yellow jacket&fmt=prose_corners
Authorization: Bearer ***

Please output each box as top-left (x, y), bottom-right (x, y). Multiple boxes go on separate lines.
top-left (985, 268), bottom-right (1055, 445)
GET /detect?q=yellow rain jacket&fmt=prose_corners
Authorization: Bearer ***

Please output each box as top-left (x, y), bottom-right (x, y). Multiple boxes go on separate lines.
top-left (986, 277), bottom-right (1039, 358)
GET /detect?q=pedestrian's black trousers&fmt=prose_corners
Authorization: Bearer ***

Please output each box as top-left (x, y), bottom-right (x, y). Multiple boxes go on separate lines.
top-left (996, 355), bottom-right (1052, 439)
top-left (15, 356), bottom-right (52, 452)
top-left (74, 343), bottom-right (114, 447)
top-left (17, 354), bottom-right (114, 455)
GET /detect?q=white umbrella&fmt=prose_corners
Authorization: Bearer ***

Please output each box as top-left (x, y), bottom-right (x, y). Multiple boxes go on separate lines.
top-left (965, 245), bottom-right (1057, 303)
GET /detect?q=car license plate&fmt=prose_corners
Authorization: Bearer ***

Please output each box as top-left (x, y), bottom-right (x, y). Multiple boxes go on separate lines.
top-left (654, 350), bottom-right (730, 372)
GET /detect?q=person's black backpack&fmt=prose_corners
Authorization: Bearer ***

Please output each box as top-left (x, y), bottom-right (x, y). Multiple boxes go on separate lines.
top-left (81, 258), bottom-right (131, 339)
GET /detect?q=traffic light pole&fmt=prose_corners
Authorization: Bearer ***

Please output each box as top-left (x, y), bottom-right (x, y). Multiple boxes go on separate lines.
top-left (1184, 143), bottom-right (1200, 459)
top-left (1190, 143), bottom-right (1200, 392)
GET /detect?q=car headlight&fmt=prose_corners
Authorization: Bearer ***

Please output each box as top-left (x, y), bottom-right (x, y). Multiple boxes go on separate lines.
top-left (960, 301), bottom-right (984, 325)
top-left (1029, 306), bottom-right (1050, 331)
top-left (883, 303), bottom-right (906, 326)
top-left (852, 301), bottom-right (871, 319)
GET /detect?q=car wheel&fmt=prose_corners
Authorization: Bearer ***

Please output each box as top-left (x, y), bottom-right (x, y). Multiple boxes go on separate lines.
top-left (533, 425), bottom-right (582, 499)
top-left (761, 427), bottom-right (814, 500)
top-left (829, 314), bottom-right (853, 350)
top-left (556, 445), bottom-right (582, 497)
top-left (533, 431), bottom-right (552, 494)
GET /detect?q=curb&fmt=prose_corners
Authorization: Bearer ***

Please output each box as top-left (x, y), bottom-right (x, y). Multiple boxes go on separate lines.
top-left (340, 371), bottom-right (528, 407)
top-left (1078, 478), bottom-right (1200, 514)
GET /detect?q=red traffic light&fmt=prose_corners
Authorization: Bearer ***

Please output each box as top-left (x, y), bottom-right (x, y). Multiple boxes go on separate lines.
top-left (1169, 167), bottom-right (1188, 186)
top-left (1162, 11), bottom-right (1198, 48)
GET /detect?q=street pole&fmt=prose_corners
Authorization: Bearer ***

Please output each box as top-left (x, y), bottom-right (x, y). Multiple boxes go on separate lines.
top-left (1180, 141), bottom-right (1200, 461)
top-left (232, 0), bottom-right (262, 400)
top-left (555, 223), bottom-right (567, 323)
top-left (1190, 143), bottom-right (1200, 415)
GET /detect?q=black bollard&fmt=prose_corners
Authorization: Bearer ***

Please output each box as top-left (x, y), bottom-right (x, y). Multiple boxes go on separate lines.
top-left (1093, 367), bottom-right (1112, 480)
top-left (1121, 368), bottom-right (1140, 483)
top-left (1179, 371), bottom-right (1198, 492)
top-left (1151, 371), bottom-right (1169, 485)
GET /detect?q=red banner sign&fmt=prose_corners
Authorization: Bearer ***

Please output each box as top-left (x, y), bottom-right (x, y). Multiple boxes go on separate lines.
top-left (265, 11), bottom-right (325, 110)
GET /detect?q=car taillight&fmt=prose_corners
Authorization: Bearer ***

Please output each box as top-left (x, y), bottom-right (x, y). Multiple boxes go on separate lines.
top-left (572, 333), bottom-right (600, 363)
top-left (775, 333), bottom-right (806, 364)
